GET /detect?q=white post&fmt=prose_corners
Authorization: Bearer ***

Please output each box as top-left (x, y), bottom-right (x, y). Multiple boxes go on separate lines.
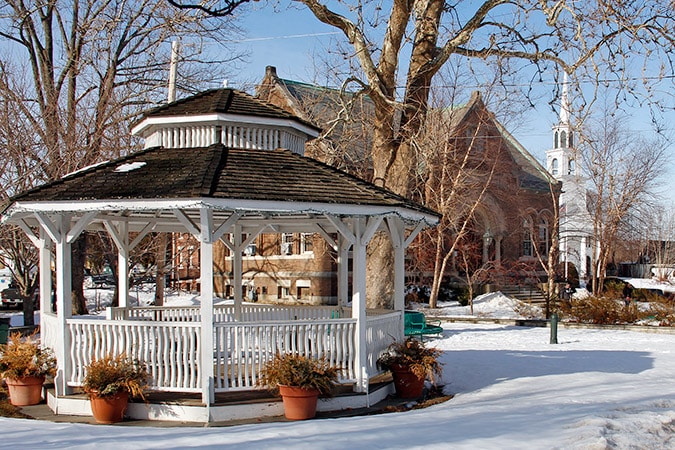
top-left (351, 218), bottom-right (368, 393)
top-left (233, 224), bottom-right (243, 321)
top-left (388, 218), bottom-right (406, 313)
top-left (39, 228), bottom-right (52, 318)
top-left (118, 221), bottom-right (130, 307)
top-left (199, 209), bottom-right (215, 406)
top-left (54, 214), bottom-right (73, 396)
top-left (337, 235), bottom-right (350, 308)
top-left (580, 236), bottom-right (588, 287)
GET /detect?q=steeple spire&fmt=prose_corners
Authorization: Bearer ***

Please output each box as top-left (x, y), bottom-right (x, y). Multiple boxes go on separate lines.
top-left (559, 72), bottom-right (570, 127)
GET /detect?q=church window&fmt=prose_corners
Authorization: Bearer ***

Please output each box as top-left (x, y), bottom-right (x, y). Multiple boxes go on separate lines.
top-left (523, 218), bottom-right (533, 257)
top-left (568, 159), bottom-right (575, 175)
top-left (560, 131), bottom-right (567, 148)
top-left (554, 131), bottom-right (559, 149)
top-left (538, 218), bottom-right (549, 255)
top-left (568, 131), bottom-right (573, 147)
top-left (551, 158), bottom-right (559, 175)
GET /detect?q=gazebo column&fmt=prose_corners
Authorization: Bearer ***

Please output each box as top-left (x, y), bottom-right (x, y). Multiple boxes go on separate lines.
top-left (103, 221), bottom-right (130, 307)
top-left (39, 228), bottom-right (52, 318)
top-left (104, 220), bottom-right (156, 308)
top-left (232, 224), bottom-right (243, 321)
top-left (387, 218), bottom-right (425, 334)
top-left (337, 235), bottom-right (350, 308)
top-left (15, 220), bottom-right (52, 324)
top-left (329, 215), bottom-right (382, 393)
top-left (35, 213), bottom-right (74, 396)
top-left (386, 218), bottom-right (406, 313)
top-left (351, 219), bottom-right (368, 393)
top-left (199, 209), bottom-right (215, 406)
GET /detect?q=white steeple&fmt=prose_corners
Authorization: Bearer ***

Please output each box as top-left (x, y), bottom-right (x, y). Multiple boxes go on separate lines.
top-left (545, 72), bottom-right (593, 287)
top-left (547, 72), bottom-right (576, 179)
top-left (559, 72), bottom-right (570, 127)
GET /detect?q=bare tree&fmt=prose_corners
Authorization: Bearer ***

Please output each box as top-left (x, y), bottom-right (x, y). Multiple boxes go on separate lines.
top-left (0, 0), bottom-right (241, 316)
top-left (414, 96), bottom-right (500, 308)
top-left (580, 111), bottom-right (668, 295)
top-left (645, 210), bottom-right (675, 282)
top-left (173, 0), bottom-right (674, 307)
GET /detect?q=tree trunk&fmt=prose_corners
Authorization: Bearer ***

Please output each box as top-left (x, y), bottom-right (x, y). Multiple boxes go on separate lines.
top-left (154, 233), bottom-right (169, 306)
top-left (71, 234), bottom-right (88, 315)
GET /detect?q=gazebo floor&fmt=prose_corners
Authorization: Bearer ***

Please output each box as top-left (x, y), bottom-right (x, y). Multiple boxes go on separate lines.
top-left (41, 375), bottom-right (396, 424)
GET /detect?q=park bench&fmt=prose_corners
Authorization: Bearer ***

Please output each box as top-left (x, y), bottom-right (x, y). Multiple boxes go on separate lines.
top-left (404, 310), bottom-right (443, 340)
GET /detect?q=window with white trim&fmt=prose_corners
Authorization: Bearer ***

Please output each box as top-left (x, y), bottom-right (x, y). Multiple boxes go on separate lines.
top-left (301, 233), bottom-right (314, 254)
top-left (281, 233), bottom-right (293, 255)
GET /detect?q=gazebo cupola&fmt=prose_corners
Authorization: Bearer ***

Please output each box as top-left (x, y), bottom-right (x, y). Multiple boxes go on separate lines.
top-left (131, 88), bottom-right (320, 155)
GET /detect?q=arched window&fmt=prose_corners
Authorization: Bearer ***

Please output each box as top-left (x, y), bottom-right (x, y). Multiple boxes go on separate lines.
top-left (523, 218), bottom-right (533, 257)
top-left (568, 159), bottom-right (575, 175)
top-left (554, 131), bottom-right (559, 149)
top-left (538, 218), bottom-right (549, 255)
top-left (560, 131), bottom-right (567, 148)
top-left (569, 131), bottom-right (573, 147)
top-left (551, 158), bottom-right (559, 175)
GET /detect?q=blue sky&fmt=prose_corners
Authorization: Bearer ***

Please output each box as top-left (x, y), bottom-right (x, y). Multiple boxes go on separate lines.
top-left (215, 5), bottom-right (674, 206)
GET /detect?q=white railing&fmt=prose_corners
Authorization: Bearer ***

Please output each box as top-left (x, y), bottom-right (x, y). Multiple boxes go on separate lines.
top-left (107, 304), bottom-right (342, 323)
top-left (40, 312), bottom-right (60, 352)
top-left (66, 307), bottom-right (402, 394)
top-left (107, 306), bottom-right (201, 322)
top-left (67, 319), bottom-right (202, 392)
top-left (213, 318), bottom-right (357, 391)
top-left (366, 311), bottom-right (404, 377)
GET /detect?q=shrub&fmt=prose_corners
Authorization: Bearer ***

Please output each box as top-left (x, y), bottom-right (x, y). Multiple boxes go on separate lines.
top-left (0, 332), bottom-right (56, 379)
top-left (82, 353), bottom-right (149, 399)
top-left (555, 295), bottom-right (649, 325)
top-left (377, 338), bottom-right (442, 383)
top-left (259, 353), bottom-right (339, 397)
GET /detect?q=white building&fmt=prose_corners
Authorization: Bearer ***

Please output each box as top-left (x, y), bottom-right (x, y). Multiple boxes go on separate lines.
top-left (545, 75), bottom-right (594, 286)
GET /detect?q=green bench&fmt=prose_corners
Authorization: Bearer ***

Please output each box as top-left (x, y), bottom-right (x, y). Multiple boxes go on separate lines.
top-left (404, 310), bottom-right (443, 340)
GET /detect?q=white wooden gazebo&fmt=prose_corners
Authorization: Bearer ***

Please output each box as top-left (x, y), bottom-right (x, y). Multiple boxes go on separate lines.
top-left (1, 89), bottom-right (439, 422)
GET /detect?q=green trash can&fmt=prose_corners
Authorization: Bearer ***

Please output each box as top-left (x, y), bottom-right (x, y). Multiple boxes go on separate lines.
top-left (0, 323), bottom-right (9, 344)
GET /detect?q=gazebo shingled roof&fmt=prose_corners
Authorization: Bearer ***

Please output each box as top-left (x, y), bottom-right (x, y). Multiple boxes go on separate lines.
top-left (6, 144), bottom-right (436, 218)
top-left (135, 88), bottom-right (321, 133)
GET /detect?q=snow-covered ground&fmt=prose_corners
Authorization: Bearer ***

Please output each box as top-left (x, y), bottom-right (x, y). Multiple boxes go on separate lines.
top-left (2, 282), bottom-right (675, 449)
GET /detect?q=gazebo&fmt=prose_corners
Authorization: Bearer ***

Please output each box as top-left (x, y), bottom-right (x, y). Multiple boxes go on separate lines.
top-left (1, 89), bottom-right (439, 422)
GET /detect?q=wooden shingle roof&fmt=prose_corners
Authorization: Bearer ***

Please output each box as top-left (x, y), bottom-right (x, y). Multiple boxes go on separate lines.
top-left (6, 144), bottom-right (438, 218)
top-left (137, 88), bottom-right (320, 132)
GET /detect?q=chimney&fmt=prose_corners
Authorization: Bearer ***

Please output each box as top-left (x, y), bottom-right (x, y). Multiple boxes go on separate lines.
top-left (265, 66), bottom-right (278, 79)
top-left (168, 40), bottom-right (180, 103)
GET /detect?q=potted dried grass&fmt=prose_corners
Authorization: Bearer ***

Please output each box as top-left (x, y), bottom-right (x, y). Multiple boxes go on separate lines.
top-left (377, 337), bottom-right (442, 399)
top-left (82, 353), bottom-right (149, 424)
top-left (0, 331), bottom-right (56, 406)
top-left (259, 353), bottom-right (339, 420)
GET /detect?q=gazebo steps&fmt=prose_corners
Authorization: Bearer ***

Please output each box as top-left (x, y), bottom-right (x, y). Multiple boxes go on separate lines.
top-left (44, 379), bottom-right (395, 423)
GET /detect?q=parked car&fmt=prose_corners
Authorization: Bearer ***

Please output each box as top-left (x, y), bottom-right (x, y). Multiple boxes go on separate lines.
top-left (1, 284), bottom-right (39, 310)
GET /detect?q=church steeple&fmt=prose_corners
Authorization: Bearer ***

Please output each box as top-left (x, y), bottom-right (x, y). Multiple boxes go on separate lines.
top-left (547, 73), bottom-right (576, 179)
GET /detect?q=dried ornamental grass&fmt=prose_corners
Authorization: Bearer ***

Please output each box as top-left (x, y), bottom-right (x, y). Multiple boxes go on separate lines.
top-left (377, 337), bottom-right (443, 383)
top-left (259, 353), bottom-right (339, 397)
top-left (0, 332), bottom-right (56, 379)
top-left (82, 353), bottom-right (149, 399)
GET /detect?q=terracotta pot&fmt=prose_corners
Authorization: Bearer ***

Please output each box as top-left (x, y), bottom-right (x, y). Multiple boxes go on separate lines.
top-left (89, 390), bottom-right (129, 424)
top-left (391, 364), bottom-right (425, 399)
top-left (278, 385), bottom-right (320, 420)
top-left (5, 375), bottom-right (45, 406)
